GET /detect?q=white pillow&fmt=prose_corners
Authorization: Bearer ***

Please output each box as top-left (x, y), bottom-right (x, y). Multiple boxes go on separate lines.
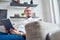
top-left (0, 25), bottom-right (6, 33)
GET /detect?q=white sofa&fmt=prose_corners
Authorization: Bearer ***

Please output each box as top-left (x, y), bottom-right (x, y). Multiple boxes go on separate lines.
top-left (25, 21), bottom-right (60, 40)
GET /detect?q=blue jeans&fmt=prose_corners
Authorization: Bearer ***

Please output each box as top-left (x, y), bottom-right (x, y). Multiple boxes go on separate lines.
top-left (0, 32), bottom-right (26, 40)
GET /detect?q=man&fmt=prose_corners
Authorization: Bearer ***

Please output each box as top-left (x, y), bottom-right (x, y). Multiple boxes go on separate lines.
top-left (0, 7), bottom-right (34, 40)
top-left (10, 6), bottom-right (33, 37)
top-left (9, 6), bottom-right (33, 40)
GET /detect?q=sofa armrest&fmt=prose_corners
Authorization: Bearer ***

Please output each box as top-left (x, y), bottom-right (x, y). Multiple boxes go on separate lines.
top-left (49, 31), bottom-right (60, 40)
top-left (25, 21), bottom-right (42, 40)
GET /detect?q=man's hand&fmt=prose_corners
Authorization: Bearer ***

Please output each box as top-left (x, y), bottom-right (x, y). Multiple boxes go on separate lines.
top-left (10, 29), bottom-right (21, 35)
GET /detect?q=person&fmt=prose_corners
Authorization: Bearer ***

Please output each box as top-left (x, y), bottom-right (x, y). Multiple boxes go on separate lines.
top-left (10, 6), bottom-right (32, 34)
top-left (0, 6), bottom-right (32, 40)
top-left (9, 6), bottom-right (33, 40)
top-left (0, 6), bottom-right (40, 40)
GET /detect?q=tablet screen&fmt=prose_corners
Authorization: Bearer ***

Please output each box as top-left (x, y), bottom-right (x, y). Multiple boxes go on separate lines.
top-left (2, 19), bottom-right (14, 30)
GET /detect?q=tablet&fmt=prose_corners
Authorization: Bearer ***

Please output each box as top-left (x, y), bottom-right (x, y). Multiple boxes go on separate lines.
top-left (2, 19), bottom-right (14, 30)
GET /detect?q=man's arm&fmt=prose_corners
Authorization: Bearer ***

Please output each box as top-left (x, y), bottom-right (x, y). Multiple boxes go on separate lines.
top-left (10, 29), bottom-right (26, 36)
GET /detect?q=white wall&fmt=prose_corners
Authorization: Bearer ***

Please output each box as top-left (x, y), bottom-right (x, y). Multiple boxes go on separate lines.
top-left (40, 0), bottom-right (59, 25)
top-left (41, 0), bottom-right (52, 23)
top-left (52, 0), bottom-right (59, 25)
top-left (57, 0), bottom-right (60, 26)
top-left (0, 0), bottom-right (42, 19)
